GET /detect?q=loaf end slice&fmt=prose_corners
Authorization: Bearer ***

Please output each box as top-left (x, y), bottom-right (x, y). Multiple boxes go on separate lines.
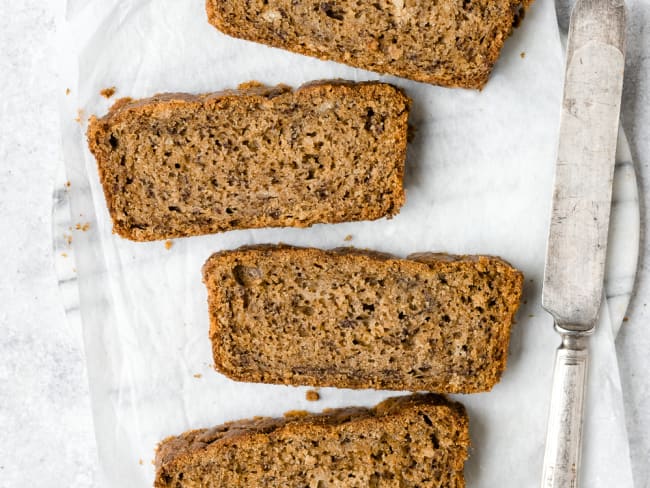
top-left (203, 245), bottom-right (524, 393)
top-left (155, 394), bottom-right (470, 487)
top-left (87, 81), bottom-right (408, 241)
top-left (206, 0), bottom-right (532, 89)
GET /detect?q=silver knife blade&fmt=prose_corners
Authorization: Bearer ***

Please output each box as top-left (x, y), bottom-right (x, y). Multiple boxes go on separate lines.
top-left (542, 0), bottom-right (626, 332)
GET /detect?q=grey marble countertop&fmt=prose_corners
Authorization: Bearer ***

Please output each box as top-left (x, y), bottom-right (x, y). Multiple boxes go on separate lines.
top-left (0, 1), bottom-right (647, 487)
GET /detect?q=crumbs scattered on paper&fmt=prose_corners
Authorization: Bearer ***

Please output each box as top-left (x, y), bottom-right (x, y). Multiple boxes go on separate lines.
top-left (344, 235), bottom-right (353, 242)
top-left (75, 109), bottom-right (85, 123)
top-left (165, 240), bottom-right (173, 250)
top-left (101, 86), bottom-right (117, 99)
top-left (64, 233), bottom-right (73, 246)
top-left (520, 51), bottom-right (526, 59)
top-left (193, 373), bottom-right (202, 379)
top-left (306, 390), bottom-right (320, 401)
top-left (623, 316), bottom-right (629, 322)
top-left (61, 253), bottom-right (68, 258)
top-left (75, 222), bottom-right (90, 232)
top-left (138, 459), bottom-right (143, 466)
top-left (65, 88), bottom-right (71, 96)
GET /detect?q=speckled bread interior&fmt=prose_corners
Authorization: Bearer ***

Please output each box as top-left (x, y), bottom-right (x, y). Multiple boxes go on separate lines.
top-left (203, 245), bottom-right (524, 393)
top-left (155, 394), bottom-right (470, 487)
top-left (206, 0), bottom-right (532, 89)
top-left (87, 81), bottom-right (409, 241)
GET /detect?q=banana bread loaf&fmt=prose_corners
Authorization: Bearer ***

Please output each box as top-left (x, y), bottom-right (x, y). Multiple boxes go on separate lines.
top-left (155, 394), bottom-right (470, 487)
top-left (87, 81), bottom-right (409, 241)
top-left (206, 0), bottom-right (532, 89)
top-left (203, 245), bottom-right (524, 393)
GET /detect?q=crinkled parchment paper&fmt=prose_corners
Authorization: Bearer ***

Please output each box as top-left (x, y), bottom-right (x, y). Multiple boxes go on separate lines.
top-left (56, 0), bottom-right (633, 485)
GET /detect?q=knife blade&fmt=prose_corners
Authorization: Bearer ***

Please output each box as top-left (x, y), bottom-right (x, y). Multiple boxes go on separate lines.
top-left (540, 0), bottom-right (626, 486)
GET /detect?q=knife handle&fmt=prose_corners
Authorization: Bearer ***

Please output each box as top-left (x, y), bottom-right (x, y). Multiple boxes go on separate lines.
top-left (541, 332), bottom-right (590, 488)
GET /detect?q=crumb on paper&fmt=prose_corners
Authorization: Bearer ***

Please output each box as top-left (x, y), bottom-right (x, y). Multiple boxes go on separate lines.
top-left (75, 222), bottom-right (90, 232)
top-left (193, 373), bottom-right (202, 379)
top-left (65, 88), bottom-right (71, 96)
top-left (61, 253), bottom-right (68, 258)
top-left (65, 181), bottom-right (71, 188)
top-left (165, 240), bottom-right (173, 250)
top-left (100, 86), bottom-right (117, 99)
top-left (151, 460), bottom-right (155, 466)
top-left (523, 300), bottom-right (528, 305)
top-left (520, 51), bottom-right (526, 59)
top-left (306, 390), bottom-right (320, 401)
top-left (138, 459), bottom-right (143, 466)
top-left (528, 314), bottom-right (534, 318)
top-left (72, 267), bottom-right (77, 273)
top-left (623, 316), bottom-right (629, 322)
top-left (344, 234), bottom-right (353, 242)
top-left (64, 233), bottom-right (73, 245)
top-left (75, 109), bottom-right (84, 123)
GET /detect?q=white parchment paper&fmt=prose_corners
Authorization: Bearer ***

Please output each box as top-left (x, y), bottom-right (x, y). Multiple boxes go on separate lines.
top-left (56, 0), bottom-right (633, 486)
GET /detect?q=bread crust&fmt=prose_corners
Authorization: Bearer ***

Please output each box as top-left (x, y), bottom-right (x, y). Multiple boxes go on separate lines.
top-left (203, 245), bottom-right (524, 393)
top-left (206, 0), bottom-right (533, 89)
top-left (155, 394), bottom-right (470, 488)
top-left (87, 81), bottom-right (409, 241)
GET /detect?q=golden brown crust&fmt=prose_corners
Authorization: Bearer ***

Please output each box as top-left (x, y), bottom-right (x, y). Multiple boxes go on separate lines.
top-left (87, 81), bottom-right (409, 241)
top-left (155, 394), bottom-right (469, 488)
top-left (206, 0), bottom-right (534, 89)
top-left (203, 245), bottom-right (524, 393)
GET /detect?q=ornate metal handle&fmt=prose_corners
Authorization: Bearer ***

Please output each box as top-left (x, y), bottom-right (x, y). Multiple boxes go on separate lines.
top-left (541, 332), bottom-right (590, 488)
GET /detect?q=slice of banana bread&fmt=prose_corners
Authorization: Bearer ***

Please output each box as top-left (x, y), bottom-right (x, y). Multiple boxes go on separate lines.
top-left (86, 81), bottom-right (409, 241)
top-left (155, 394), bottom-right (470, 488)
top-left (203, 245), bottom-right (524, 393)
top-left (206, 0), bottom-right (532, 89)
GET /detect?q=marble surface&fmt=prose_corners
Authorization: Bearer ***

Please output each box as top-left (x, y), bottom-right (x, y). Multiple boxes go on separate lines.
top-left (0, 1), bottom-right (647, 487)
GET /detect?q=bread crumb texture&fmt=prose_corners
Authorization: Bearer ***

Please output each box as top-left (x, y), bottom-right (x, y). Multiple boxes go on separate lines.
top-left (206, 0), bottom-right (533, 88)
top-left (100, 86), bottom-right (117, 98)
top-left (203, 245), bottom-right (524, 393)
top-left (87, 81), bottom-right (409, 241)
top-left (154, 394), bottom-right (469, 487)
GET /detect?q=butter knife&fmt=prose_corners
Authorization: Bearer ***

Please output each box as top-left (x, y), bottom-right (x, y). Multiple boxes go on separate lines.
top-left (541, 0), bottom-right (626, 487)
